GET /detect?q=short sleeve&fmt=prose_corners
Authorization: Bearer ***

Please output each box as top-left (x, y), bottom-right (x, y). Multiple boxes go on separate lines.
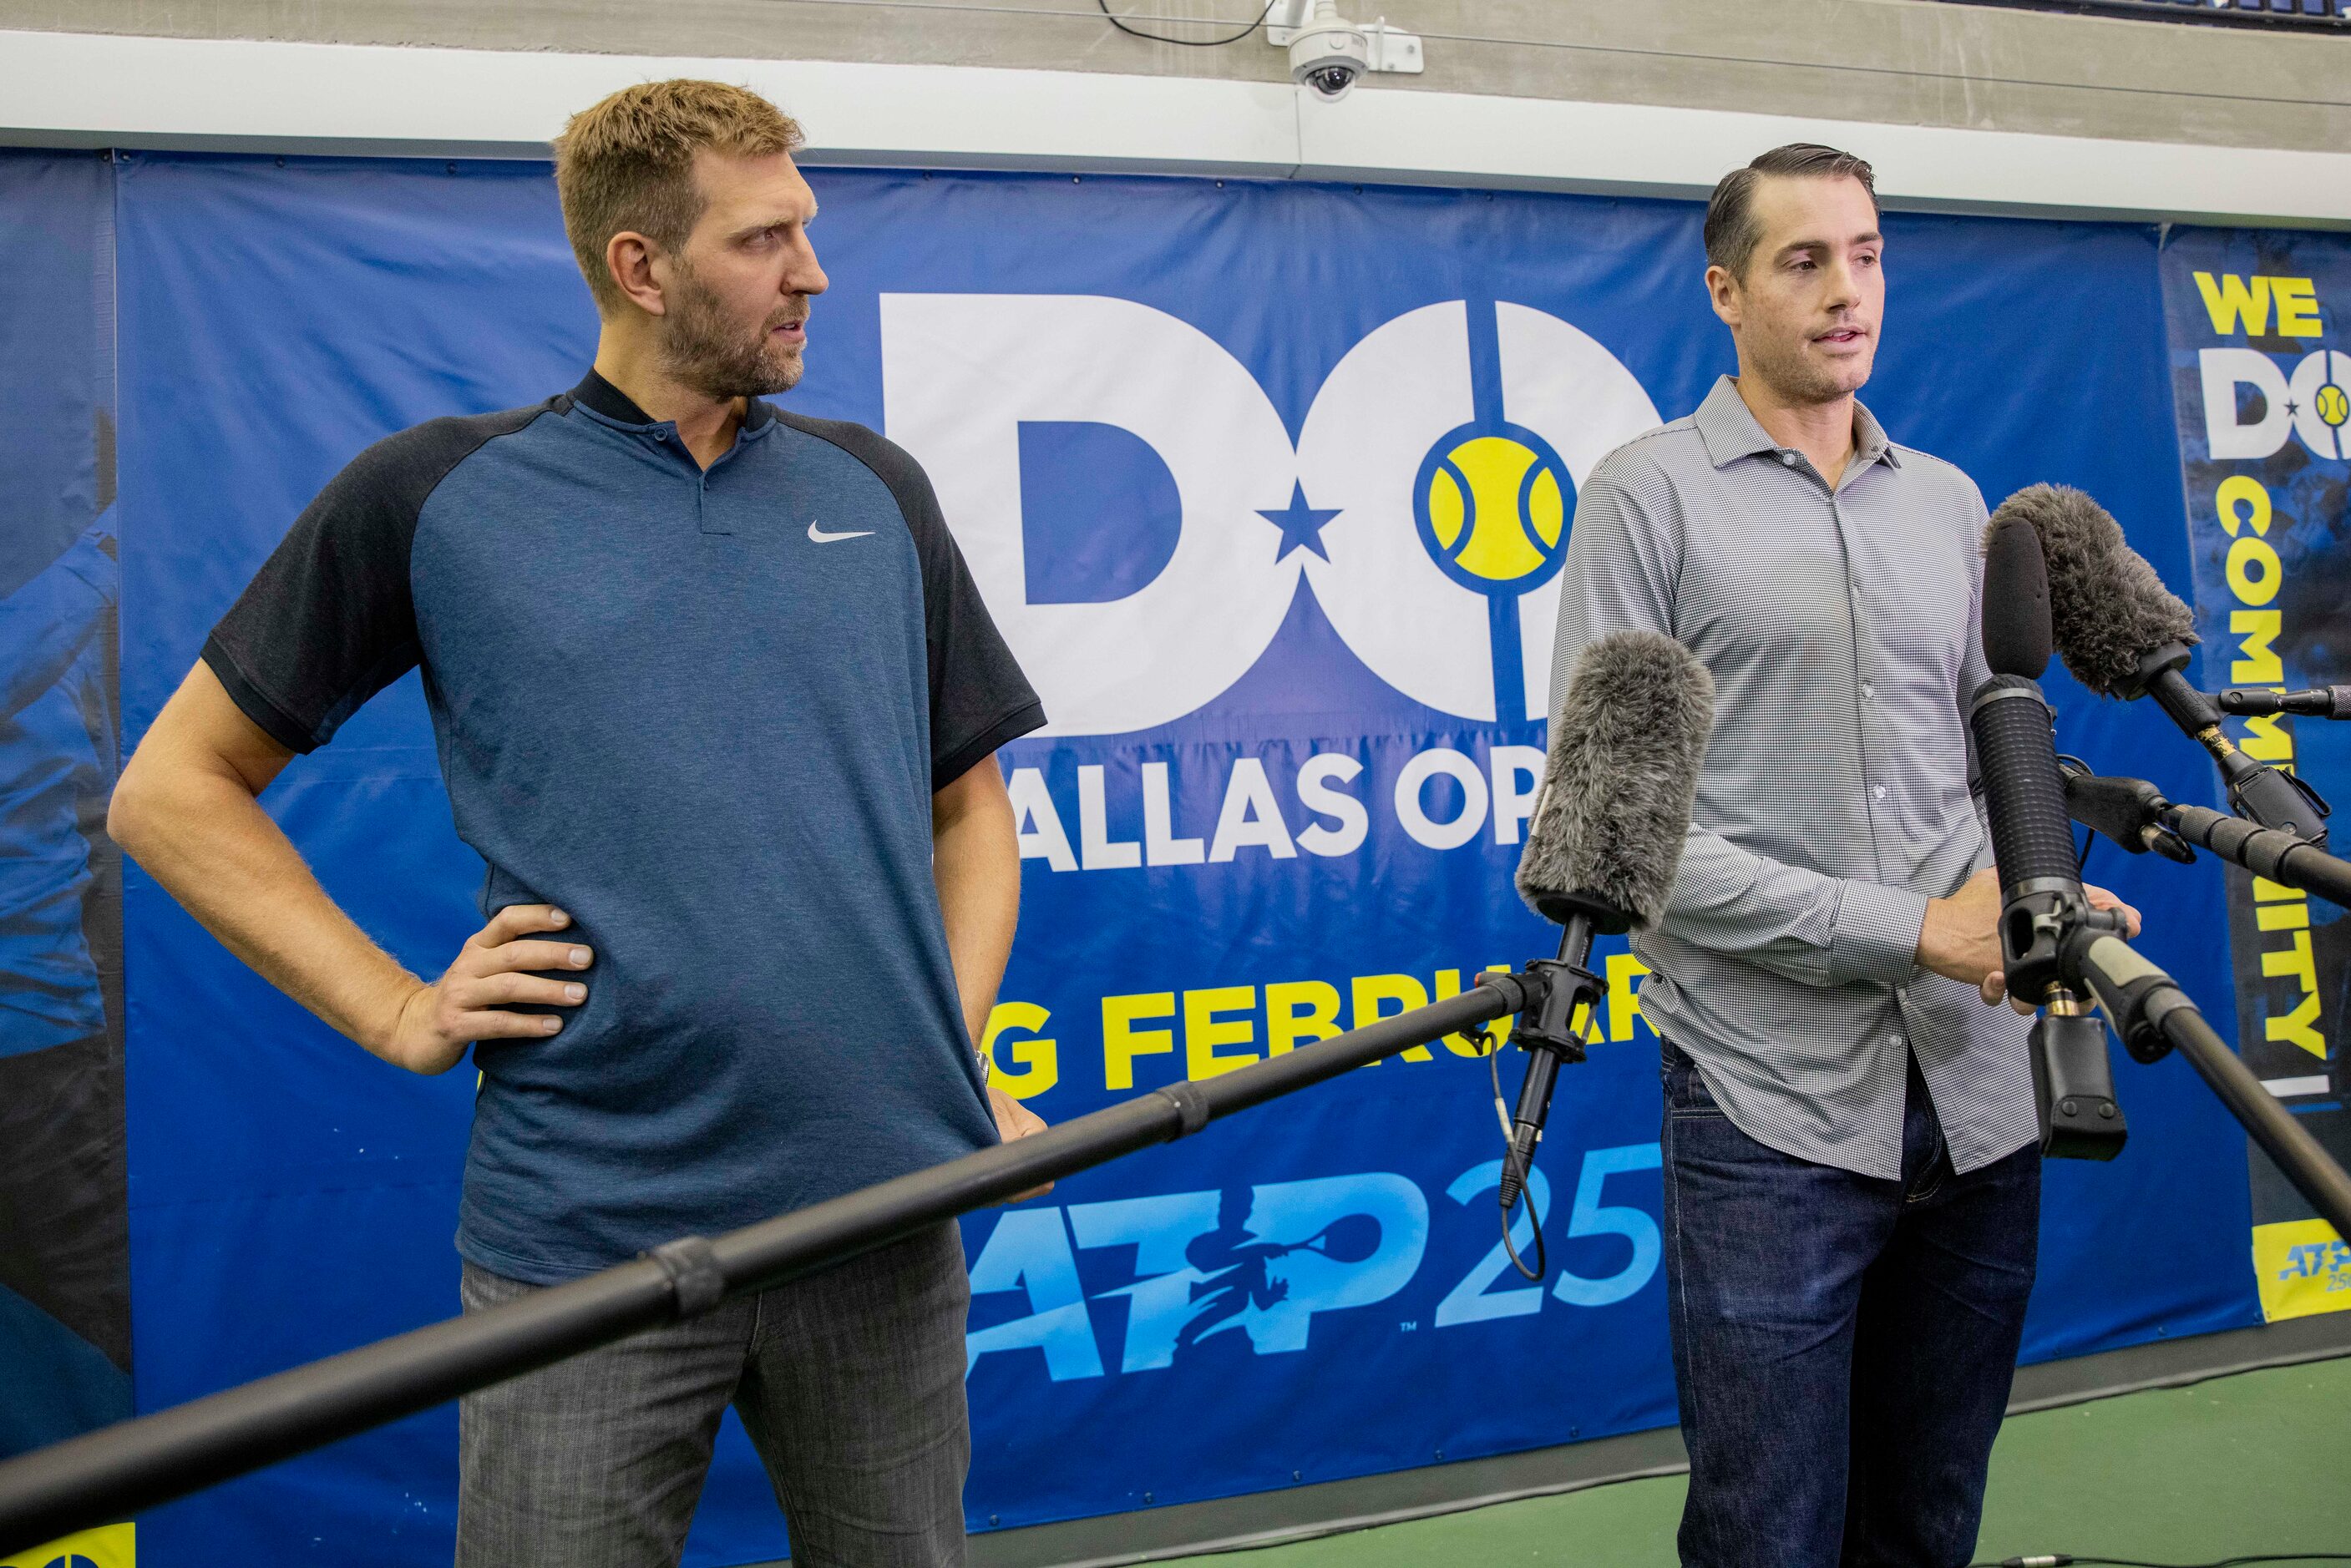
top-left (770, 413), bottom-right (1047, 787)
top-left (202, 409), bottom-right (535, 751)
top-left (904, 473), bottom-right (1046, 786)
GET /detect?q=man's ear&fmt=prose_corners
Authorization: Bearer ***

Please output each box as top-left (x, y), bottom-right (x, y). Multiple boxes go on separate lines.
top-left (604, 230), bottom-right (669, 318)
top-left (1704, 262), bottom-right (1741, 331)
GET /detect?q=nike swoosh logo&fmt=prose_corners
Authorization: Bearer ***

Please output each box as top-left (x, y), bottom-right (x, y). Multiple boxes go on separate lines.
top-left (808, 523), bottom-right (875, 544)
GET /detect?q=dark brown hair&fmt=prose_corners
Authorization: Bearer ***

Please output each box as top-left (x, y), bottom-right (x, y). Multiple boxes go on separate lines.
top-left (1703, 144), bottom-right (1878, 282)
top-left (552, 79), bottom-right (805, 312)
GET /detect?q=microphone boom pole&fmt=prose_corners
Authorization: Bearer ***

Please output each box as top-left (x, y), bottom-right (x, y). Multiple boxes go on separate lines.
top-left (2065, 928), bottom-right (2351, 1241)
top-left (2162, 799), bottom-right (2351, 906)
top-left (2216, 684), bottom-right (2351, 721)
top-left (0, 973), bottom-right (1539, 1559)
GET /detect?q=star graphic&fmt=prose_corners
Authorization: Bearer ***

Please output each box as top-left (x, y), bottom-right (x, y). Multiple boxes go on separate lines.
top-left (1258, 482), bottom-right (1342, 562)
top-left (2285, 399), bottom-right (2301, 417)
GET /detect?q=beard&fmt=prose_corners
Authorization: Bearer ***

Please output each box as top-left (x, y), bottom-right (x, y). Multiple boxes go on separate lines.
top-left (658, 262), bottom-right (807, 401)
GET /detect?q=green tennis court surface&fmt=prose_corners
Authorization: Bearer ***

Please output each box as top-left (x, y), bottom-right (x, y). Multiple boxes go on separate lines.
top-left (1168, 1354), bottom-right (2351, 1566)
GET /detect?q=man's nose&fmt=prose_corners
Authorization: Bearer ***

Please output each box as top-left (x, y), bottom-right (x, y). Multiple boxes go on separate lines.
top-left (789, 235), bottom-right (829, 298)
top-left (1821, 257), bottom-right (1861, 310)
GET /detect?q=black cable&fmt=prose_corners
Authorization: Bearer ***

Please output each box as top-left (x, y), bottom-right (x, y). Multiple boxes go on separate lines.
top-left (1096, 0), bottom-right (1273, 46)
top-left (1973, 1553), bottom-right (2351, 1566)
top-left (2056, 753), bottom-right (2097, 876)
top-left (1488, 1041), bottom-right (1547, 1282)
top-left (1499, 1176), bottom-right (1546, 1282)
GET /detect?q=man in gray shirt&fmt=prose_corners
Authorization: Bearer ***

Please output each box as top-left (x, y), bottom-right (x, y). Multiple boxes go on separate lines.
top-left (1553, 144), bottom-right (2138, 1565)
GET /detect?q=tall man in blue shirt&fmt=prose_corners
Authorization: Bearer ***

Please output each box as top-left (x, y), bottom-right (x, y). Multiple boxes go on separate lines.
top-left (110, 80), bottom-right (1045, 1568)
top-left (1553, 144), bottom-right (2140, 1565)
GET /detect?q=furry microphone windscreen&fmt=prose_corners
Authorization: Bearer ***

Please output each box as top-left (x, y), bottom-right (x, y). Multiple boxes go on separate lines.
top-left (1990, 483), bottom-right (2196, 696)
top-left (1514, 630), bottom-right (1715, 933)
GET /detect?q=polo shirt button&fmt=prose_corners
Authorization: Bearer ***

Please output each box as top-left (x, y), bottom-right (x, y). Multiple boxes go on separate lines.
top-left (1862, 681), bottom-right (1875, 700)
top-left (1781, 453), bottom-right (1797, 466)
top-left (1872, 784), bottom-right (1888, 802)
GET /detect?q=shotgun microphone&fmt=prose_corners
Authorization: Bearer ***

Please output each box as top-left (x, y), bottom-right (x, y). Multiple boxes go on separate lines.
top-left (1505, 630), bottom-right (1713, 1222)
top-left (1991, 483), bottom-right (2328, 844)
top-left (1974, 513), bottom-right (2127, 1159)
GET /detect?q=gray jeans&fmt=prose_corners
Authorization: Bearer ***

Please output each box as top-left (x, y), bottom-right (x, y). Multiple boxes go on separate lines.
top-left (455, 1223), bottom-right (971, 1568)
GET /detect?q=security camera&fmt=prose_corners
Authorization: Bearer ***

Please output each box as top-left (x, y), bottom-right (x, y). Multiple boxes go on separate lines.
top-left (1265, 1), bottom-right (1423, 100)
top-left (1289, 7), bottom-right (1368, 100)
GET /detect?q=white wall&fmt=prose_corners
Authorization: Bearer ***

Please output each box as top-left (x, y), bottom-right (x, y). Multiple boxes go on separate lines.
top-left (4, 27), bottom-right (2348, 226)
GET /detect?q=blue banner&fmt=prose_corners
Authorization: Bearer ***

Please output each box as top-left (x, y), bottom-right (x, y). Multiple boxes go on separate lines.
top-left (0, 146), bottom-right (130, 1464)
top-left (72, 153), bottom-right (2277, 1564)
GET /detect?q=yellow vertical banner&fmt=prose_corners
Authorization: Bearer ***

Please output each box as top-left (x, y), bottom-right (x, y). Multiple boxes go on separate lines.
top-left (2160, 230), bottom-right (2351, 1323)
top-left (2252, 1219), bottom-right (2351, 1322)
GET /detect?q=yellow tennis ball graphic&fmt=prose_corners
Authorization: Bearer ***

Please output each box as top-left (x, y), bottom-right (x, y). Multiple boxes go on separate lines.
top-left (1421, 434), bottom-right (1568, 588)
top-left (2318, 381), bottom-right (2350, 429)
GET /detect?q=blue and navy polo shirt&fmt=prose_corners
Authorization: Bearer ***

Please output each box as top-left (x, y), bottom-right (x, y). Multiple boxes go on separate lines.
top-left (204, 372), bottom-right (1045, 1283)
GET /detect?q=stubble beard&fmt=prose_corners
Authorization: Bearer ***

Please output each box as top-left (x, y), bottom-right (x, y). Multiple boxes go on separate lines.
top-left (1751, 318), bottom-right (1872, 407)
top-left (659, 263), bottom-right (806, 402)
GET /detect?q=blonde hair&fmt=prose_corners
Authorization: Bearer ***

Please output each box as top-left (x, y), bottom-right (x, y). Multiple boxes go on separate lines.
top-left (553, 79), bottom-right (805, 311)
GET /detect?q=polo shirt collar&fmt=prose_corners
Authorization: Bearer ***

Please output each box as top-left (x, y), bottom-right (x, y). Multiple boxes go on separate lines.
top-left (571, 369), bottom-right (658, 426)
top-left (1692, 374), bottom-right (1903, 473)
top-left (568, 369), bottom-right (781, 443)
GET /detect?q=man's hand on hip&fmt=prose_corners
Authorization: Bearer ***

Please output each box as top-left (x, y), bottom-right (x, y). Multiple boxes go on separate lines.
top-left (989, 1083), bottom-right (1053, 1203)
top-left (379, 903), bottom-right (595, 1075)
top-left (1921, 867), bottom-right (2144, 1014)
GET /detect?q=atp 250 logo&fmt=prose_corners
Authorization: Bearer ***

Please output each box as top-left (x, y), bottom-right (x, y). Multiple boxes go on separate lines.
top-left (882, 295), bottom-right (1659, 731)
top-left (963, 1149), bottom-right (1662, 1383)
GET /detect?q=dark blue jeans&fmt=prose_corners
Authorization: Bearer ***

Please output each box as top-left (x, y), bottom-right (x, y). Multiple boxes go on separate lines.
top-left (1660, 1044), bottom-right (2039, 1568)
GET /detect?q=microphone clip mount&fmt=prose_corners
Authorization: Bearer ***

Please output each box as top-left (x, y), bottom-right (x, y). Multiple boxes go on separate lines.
top-left (1496, 916), bottom-right (1611, 1221)
top-left (2128, 642), bottom-right (2331, 845)
top-left (1508, 954), bottom-right (1602, 1072)
top-left (2000, 878), bottom-right (2129, 1009)
top-left (2060, 762), bottom-right (2196, 862)
top-left (1996, 883), bottom-right (2130, 1161)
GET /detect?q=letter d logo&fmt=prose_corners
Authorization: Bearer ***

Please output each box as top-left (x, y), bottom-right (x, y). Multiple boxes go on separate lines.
top-left (880, 294), bottom-right (1300, 735)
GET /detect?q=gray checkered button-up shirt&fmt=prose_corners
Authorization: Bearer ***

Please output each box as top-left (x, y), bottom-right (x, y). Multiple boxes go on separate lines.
top-left (1553, 376), bottom-right (2037, 1179)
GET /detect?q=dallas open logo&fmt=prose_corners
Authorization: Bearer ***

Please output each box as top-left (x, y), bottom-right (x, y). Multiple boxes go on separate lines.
top-left (881, 294), bottom-right (1660, 731)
